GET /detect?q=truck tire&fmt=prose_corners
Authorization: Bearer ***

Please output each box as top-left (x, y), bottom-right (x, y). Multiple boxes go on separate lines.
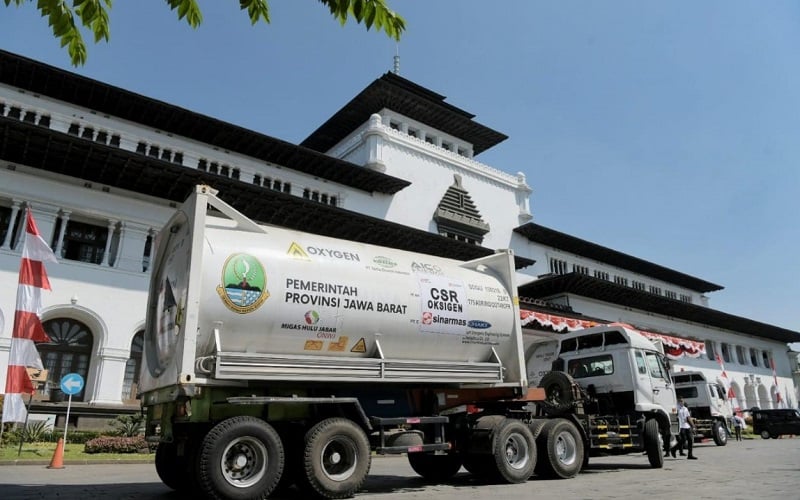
top-left (489, 419), bottom-right (536, 483)
top-left (761, 430), bottom-right (772, 439)
top-left (528, 419), bottom-right (548, 440)
top-left (712, 421), bottom-right (728, 446)
top-left (534, 418), bottom-right (583, 479)
top-left (197, 416), bottom-right (284, 500)
top-left (300, 418), bottom-right (371, 499)
top-left (408, 453), bottom-right (463, 482)
top-left (643, 418), bottom-right (664, 469)
top-left (538, 372), bottom-right (576, 415)
top-left (155, 442), bottom-right (187, 491)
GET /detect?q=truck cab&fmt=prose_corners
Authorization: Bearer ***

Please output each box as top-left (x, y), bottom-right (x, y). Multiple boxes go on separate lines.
top-left (672, 371), bottom-right (732, 446)
top-left (535, 324), bottom-right (679, 468)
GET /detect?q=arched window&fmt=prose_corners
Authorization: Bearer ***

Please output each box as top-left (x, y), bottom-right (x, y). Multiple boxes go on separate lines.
top-left (122, 331), bottom-right (143, 402)
top-left (39, 318), bottom-right (94, 402)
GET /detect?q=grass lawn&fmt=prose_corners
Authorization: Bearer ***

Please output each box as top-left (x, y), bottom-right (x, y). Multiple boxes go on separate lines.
top-left (0, 441), bottom-right (153, 462)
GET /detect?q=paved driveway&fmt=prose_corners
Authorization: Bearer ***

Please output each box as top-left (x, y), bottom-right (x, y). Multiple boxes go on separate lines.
top-left (0, 438), bottom-right (798, 499)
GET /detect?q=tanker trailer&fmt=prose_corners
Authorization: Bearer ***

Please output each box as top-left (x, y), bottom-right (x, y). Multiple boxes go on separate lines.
top-left (140, 185), bottom-right (538, 499)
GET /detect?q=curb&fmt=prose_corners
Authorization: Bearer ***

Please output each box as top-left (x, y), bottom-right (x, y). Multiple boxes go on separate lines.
top-left (0, 458), bottom-right (154, 466)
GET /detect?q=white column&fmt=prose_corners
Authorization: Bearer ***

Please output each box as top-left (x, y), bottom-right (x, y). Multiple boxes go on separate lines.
top-left (53, 209), bottom-right (71, 257)
top-left (364, 113), bottom-right (387, 172)
top-left (87, 347), bottom-right (130, 405)
top-left (101, 219), bottom-right (118, 266)
top-left (1, 199), bottom-right (22, 249)
top-left (113, 221), bottom-right (151, 273)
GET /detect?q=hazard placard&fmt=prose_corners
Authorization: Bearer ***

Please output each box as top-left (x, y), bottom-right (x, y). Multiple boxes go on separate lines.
top-left (350, 338), bottom-right (367, 353)
top-left (287, 242), bottom-right (311, 260)
top-left (328, 336), bottom-right (349, 352)
top-left (304, 340), bottom-right (323, 351)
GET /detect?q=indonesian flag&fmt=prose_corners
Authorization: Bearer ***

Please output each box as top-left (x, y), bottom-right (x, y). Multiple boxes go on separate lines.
top-left (2, 209), bottom-right (57, 424)
top-left (715, 351), bottom-right (740, 411)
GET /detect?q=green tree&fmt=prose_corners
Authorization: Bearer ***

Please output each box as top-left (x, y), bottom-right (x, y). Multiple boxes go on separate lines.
top-left (3, 0), bottom-right (406, 66)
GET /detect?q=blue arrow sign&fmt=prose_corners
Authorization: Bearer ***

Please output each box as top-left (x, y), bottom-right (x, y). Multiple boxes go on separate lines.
top-left (60, 373), bottom-right (84, 396)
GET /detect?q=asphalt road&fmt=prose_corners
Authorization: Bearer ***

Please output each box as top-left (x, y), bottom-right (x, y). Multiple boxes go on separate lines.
top-left (0, 438), bottom-right (798, 499)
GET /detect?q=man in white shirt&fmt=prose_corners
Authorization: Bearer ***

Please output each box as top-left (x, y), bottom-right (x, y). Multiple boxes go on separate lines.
top-left (671, 398), bottom-right (697, 459)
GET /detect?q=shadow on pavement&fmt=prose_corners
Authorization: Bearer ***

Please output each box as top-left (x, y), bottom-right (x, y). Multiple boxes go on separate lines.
top-left (1, 482), bottom-right (177, 500)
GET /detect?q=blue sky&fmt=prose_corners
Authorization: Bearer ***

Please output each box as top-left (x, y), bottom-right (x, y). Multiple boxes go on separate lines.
top-left (2, 1), bottom-right (798, 335)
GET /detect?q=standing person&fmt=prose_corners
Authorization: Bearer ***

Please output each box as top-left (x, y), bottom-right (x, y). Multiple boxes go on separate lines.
top-left (671, 398), bottom-right (698, 459)
top-left (732, 411), bottom-right (745, 441)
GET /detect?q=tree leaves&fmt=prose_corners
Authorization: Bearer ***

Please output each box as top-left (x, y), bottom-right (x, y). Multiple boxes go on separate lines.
top-left (240, 0), bottom-right (270, 25)
top-left (7, 0), bottom-right (406, 66)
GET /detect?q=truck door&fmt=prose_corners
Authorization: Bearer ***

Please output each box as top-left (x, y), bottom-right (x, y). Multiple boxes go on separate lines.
top-left (709, 383), bottom-right (727, 416)
top-left (643, 351), bottom-right (675, 412)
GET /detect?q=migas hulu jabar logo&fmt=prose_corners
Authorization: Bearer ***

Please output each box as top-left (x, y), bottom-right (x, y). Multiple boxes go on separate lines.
top-left (217, 253), bottom-right (270, 314)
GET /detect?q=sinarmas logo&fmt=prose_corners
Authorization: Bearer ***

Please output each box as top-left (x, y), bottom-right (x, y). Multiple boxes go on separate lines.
top-left (216, 253), bottom-right (270, 313)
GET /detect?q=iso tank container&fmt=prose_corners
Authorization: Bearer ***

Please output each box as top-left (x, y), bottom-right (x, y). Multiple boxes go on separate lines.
top-left (139, 186), bottom-right (527, 395)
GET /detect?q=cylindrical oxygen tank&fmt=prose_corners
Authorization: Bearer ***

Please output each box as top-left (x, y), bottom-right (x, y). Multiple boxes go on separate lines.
top-left (147, 214), bottom-right (519, 379)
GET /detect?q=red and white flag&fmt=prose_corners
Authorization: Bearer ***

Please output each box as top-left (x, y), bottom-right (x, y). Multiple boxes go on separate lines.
top-left (715, 351), bottom-right (740, 411)
top-left (2, 209), bottom-right (57, 424)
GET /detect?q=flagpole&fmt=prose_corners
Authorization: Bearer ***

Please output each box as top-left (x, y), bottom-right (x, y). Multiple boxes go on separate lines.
top-left (17, 393), bottom-right (34, 457)
top-left (3, 208), bottom-right (57, 436)
top-left (63, 394), bottom-right (72, 443)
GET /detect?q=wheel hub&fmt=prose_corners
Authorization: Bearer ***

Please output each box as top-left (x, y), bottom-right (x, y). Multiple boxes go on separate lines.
top-left (221, 436), bottom-right (268, 488)
top-left (233, 453), bottom-right (248, 470)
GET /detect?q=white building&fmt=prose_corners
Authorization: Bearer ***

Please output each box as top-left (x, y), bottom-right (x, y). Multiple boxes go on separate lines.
top-left (1, 50), bottom-right (797, 426)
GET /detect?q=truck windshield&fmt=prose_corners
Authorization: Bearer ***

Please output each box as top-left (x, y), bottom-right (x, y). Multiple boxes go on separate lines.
top-left (676, 387), bottom-right (699, 399)
top-left (645, 352), bottom-right (669, 380)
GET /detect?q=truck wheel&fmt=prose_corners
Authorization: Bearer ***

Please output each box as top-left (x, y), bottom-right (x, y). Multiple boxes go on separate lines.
top-left (712, 421), bottom-right (728, 446)
top-left (643, 418), bottom-right (664, 468)
top-left (301, 418), bottom-right (371, 499)
top-left (156, 442), bottom-right (189, 491)
top-left (197, 416), bottom-right (284, 500)
top-left (528, 419), bottom-right (548, 440)
top-left (408, 453), bottom-right (463, 482)
top-left (490, 419), bottom-right (536, 483)
top-left (761, 430), bottom-right (772, 439)
top-left (538, 372), bottom-right (575, 415)
top-left (534, 418), bottom-right (583, 479)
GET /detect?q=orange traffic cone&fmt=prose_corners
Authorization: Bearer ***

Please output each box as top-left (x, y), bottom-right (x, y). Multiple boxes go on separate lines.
top-left (47, 437), bottom-right (65, 469)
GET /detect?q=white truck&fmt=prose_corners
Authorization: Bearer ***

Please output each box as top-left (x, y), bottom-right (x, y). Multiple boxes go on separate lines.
top-left (672, 371), bottom-right (732, 445)
top-left (139, 186), bottom-right (677, 499)
top-left (525, 324), bottom-right (679, 471)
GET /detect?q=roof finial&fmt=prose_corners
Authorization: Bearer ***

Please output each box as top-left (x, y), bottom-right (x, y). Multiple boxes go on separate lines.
top-left (393, 42), bottom-right (400, 75)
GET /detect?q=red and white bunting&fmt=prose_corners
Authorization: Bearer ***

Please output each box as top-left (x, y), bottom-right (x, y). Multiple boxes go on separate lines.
top-left (520, 310), bottom-right (599, 332)
top-left (608, 322), bottom-right (706, 360)
top-left (2, 209), bottom-right (57, 424)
